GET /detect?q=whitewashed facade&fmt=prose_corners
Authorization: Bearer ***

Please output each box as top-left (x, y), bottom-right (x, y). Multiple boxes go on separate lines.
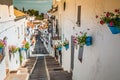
top-left (0, 0), bottom-right (15, 79)
top-left (51, 0), bottom-right (120, 80)
top-left (0, 0), bottom-right (26, 79)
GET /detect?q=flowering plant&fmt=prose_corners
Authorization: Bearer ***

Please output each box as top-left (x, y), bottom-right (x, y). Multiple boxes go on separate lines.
top-left (73, 28), bottom-right (91, 47)
top-left (24, 42), bottom-right (30, 50)
top-left (9, 45), bottom-right (18, 53)
top-left (56, 42), bottom-right (62, 49)
top-left (63, 39), bottom-right (69, 46)
top-left (77, 32), bottom-right (87, 47)
top-left (0, 39), bottom-right (6, 48)
top-left (96, 9), bottom-right (120, 28)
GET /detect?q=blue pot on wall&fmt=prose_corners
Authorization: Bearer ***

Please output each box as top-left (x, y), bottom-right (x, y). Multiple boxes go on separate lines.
top-left (108, 24), bottom-right (120, 34)
top-left (64, 44), bottom-right (69, 50)
top-left (0, 48), bottom-right (2, 53)
top-left (57, 47), bottom-right (62, 51)
top-left (85, 36), bottom-right (92, 46)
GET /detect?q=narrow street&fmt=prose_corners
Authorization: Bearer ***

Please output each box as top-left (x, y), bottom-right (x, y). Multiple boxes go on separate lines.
top-left (1, 0), bottom-right (120, 80)
top-left (29, 56), bottom-right (48, 80)
top-left (32, 37), bottom-right (48, 54)
top-left (28, 39), bottom-right (72, 80)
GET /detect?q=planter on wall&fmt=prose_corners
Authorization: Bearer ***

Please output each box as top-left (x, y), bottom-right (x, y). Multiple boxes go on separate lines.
top-left (57, 47), bottom-right (62, 51)
top-left (85, 36), bottom-right (92, 46)
top-left (0, 48), bottom-right (2, 52)
top-left (64, 44), bottom-right (69, 50)
top-left (108, 24), bottom-right (120, 34)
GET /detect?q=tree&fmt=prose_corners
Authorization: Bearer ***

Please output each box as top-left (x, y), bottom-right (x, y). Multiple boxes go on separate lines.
top-left (14, 6), bottom-right (18, 10)
top-left (22, 7), bottom-right (25, 12)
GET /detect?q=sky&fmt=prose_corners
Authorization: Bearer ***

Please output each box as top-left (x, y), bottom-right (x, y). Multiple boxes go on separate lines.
top-left (13, 0), bottom-right (52, 13)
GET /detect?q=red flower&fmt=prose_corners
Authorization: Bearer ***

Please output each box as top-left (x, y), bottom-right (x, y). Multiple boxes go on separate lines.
top-left (106, 12), bottom-right (110, 17)
top-left (100, 20), bottom-right (105, 25)
top-left (115, 9), bottom-right (119, 13)
top-left (109, 21), bottom-right (114, 26)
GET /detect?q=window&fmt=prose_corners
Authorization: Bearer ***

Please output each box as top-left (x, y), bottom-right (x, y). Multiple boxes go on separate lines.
top-left (63, 1), bottom-right (66, 11)
top-left (78, 46), bottom-right (84, 62)
top-left (76, 5), bottom-right (81, 27)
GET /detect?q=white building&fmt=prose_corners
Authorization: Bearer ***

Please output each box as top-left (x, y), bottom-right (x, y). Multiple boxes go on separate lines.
top-left (50, 0), bottom-right (120, 80)
top-left (0, 0), bottom-right (26, 79)
top-left (0, 0), bottom-right (15, 79)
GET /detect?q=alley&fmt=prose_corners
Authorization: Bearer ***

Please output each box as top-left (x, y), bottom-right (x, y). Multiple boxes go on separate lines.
top-left (29, 56), bottom-right (48, 80)
top-left (32, 38), bottom-right (48, 54)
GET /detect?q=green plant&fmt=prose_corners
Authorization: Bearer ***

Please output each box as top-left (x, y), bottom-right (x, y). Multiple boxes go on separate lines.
top-left (56, 42), bottom-right (62, 49)
top-left (63, 40), bottom-right (69, 46)
top-left (96, 9), bottom-right (120, 28)
top-left (9, 45), bottom-right (18, 53)
top-left (0, 39), bottom-right (5, 48)
top-left (77, 32), bottom-right (87, 47)
top-left (25, 42), bottom-right (30, 50)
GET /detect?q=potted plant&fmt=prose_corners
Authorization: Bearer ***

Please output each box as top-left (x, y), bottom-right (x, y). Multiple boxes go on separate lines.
top-left (63, 39), bottom-right (69, 50)
top-left (0, 39), bottom-right (5, 49)
top-left (56, 42), bottom-right (62, 51)
top-left (9, 45), bottom-right (18, 53)
top-left (96, 9), bottom-right (120, 34)
top-left (74, 29), bottom-right (92, 47)
top-left (25, 42), bottom-right (30, 50)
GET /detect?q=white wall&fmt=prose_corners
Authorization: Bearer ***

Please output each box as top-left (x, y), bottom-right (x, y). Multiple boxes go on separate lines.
top-left (0, 59), bottom-right (6, 80)
top-left (56, 0), bottom-right (120, 80)
top-left (72, 0), bottom-right (120, 80)
top-left (60, 0), bottom-right (76, 72)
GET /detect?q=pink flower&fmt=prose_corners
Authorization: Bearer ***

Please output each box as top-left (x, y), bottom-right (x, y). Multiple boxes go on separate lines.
top-left (109, 21), bottom-right (114, 26)
top-left (106, 12), bottom-right (110, 17)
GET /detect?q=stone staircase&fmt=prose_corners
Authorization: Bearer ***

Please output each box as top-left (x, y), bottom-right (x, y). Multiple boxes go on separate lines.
top-left (45, 56), bottom-right (72, 80)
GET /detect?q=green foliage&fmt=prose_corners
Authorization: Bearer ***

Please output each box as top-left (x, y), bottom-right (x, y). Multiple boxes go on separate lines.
top-left (27, 9), bottom-right (39, 16)
top-left (63, 40), bottom-right (69, 46)
top-left (56, 42), bottom-right (62, 49)
top-left (36, 13), bottom-right (44, 20)
top-left (77, 32), bottom-right (87, 47)
top-left (97, 9), bottom-right (120, 28)
top-left (25, 42), bottom-right (30, 50)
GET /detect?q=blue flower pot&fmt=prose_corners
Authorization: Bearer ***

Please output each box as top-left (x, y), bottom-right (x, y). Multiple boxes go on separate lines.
top-left (108, 24), bottom-right (120, 34)
top-left (0, 48), bottom-right (3, 53)
top-left (20, 48), bottom-right (27, 51)
top-left (85, 36), bottom-right (92, 46)
top-left (64, 44), bottom-right (69, 50)
top-left (57, 47), bottom-right (62, 51)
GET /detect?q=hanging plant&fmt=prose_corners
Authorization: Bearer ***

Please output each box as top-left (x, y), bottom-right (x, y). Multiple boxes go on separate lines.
top-left (0, 39), bottom-right (6, 49)
top-left (9, 45), bottom-right (18, 53)
top-left (63, 39), bottom-right (69, 50)
top-left (73, 29), bottom-right (92, 47)
top-left (56, 42), bottom-right (62, 51)
top-left (96, 9), bottom-right (120, 34)
top-left (25, 42), bottom-right (30, 50)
